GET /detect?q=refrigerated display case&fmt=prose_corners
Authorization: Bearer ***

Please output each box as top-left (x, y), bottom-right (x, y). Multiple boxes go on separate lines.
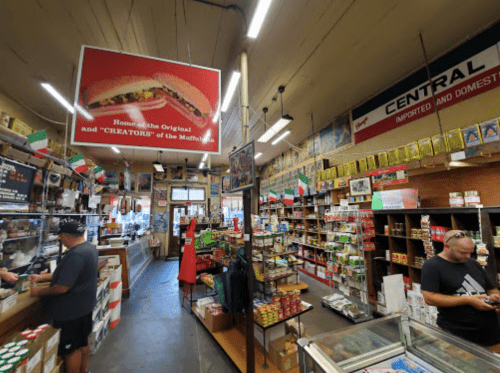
top-left (297, 314), bottom-right (500, 372)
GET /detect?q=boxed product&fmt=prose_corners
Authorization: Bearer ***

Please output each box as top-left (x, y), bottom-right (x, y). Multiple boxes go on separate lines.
top-left (349, 161), bottom-right (358, 175)
top-left (480, 119), bottom-right (500, 143)
top-left (343, 163), bottom-right (351, 176)
top-left (377, 291), bottom-right (386, 305)
top-left (446, 128), bottom-right (465, 151)
top-left (99, 264), bottom-right (122, 285)
top-left (376, 304), bottom-right (388, 315)
top-left (412, 282), bottom-right (421, 292)
top-left (387, 148), bottom-right (399, 166)
top-left (358, 158), bottom-right (368, 173)
top-left (337, 165), bottom-right (344, 178)
top-left (254, 324), bottom-right (286, 352)
top-left (431, 134), bottom-right (447, 155)
top-left (89, 320), bottom-right (104, 355)
top-left (109, 282), bottom-right (122, 302)
top-left (397, 145), bottom-right (409, 163)
top-left (9, 118), bottom-right (33, 136)
top-left (406, 141), bottom-right (420, 160)
top-left (269, 333), bottom-right (299, 372)
top-left (407, 290), bottom-right (417, 307)
top-left (418, 138), bottom-right (434, 158)
top-left (205, 308), bottom-right (232, 333)
top-left (367, 155), bottom-right (377, 171)
top-left (329, 167), bottom-right (337, 179)
top-left (415, 292), bottom-right (425, 307)
top-left (462, 124), bottom-right (482, 147)
top-left (378, 151), bottom-right (389, 168)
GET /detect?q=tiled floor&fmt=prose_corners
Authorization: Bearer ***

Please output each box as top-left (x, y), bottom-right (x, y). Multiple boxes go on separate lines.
top-left (89, 260), bottom-right (356, 373)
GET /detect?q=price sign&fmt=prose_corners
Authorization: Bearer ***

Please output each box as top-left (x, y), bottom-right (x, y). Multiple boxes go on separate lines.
top-left (0, 156), bottom-right (36, 203)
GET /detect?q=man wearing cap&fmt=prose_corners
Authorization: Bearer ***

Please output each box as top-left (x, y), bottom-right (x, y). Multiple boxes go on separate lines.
top-left (29, 221), bottom-right (98, 373)
top-left (422, 230), bottom-right (500, 352)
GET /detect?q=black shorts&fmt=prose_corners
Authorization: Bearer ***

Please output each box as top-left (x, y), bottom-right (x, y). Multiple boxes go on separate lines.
top-left (53, 313), bottom-right (92, 356)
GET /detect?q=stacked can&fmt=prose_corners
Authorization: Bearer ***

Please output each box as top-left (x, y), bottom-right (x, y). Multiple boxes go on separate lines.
top-left (421, 215), bottom-right (433, 260)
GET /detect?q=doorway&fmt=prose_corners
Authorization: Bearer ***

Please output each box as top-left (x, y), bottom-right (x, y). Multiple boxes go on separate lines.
top-left (168, 205), bottom-right (186, 257)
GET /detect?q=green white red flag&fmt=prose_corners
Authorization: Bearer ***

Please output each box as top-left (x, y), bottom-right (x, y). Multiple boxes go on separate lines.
top-left (269, 189), bottom-right (277, 203)
top-left (69, 154), bottom-right (88, 173)
top-left (27, 130), bottom-right (47, 158)
top-left (259, 195), bottom-right (264, 205)
top-left (94, 165), bottom-right (105, 183)
top-left (298, 173), bottom-right (309, 196)
top-left (284, 189), bottom-right (294, 205)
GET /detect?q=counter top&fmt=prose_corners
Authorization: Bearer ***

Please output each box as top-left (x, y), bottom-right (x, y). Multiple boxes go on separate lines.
top-left (98, 245), bottom-right (127, 250)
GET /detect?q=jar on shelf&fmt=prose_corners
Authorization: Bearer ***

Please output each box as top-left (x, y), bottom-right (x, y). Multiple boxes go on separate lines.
top-left (464, 191), bottom-right (480, 207)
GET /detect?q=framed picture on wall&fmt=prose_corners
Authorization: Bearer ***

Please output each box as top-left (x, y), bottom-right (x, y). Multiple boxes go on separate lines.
top-left (170, 165), bottom-right (184, 180)
top-left (229, 141), bottom-right (255, 192)
top-left (137, 173), bottom-right (152, 193)
top-left (349, 177), bottom-right (372, 196)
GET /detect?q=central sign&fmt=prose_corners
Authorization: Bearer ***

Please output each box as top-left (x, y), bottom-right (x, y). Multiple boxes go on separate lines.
top-left (71, 46), bottom-right (221, 154)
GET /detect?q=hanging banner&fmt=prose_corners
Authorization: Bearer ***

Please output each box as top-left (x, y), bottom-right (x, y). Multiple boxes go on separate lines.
top-left (72, 46), bottom-right (221, 154)
top-left (372, 188), bottom-right (418, 210)
top-left (353, 23), bottom-right (500, 143)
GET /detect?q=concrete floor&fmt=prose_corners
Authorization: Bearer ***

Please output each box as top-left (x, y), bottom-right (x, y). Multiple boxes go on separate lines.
top-left (89, 260), bottom-right (356, 373)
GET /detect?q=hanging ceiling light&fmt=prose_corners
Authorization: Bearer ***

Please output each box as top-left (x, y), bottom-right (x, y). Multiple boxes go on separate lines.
top-left (221, 71), bottom-right (241, 112)
top-left (153, 151), bottom-right (164, 172)
top-left (247, 0), bottom-right (273, 38)
top-left (258, 86), bottom-right (293, 143)
top-left (271, 130), bottom-right (291, 145)
top-left (41, 83), bottom-right (75, 114)
top-left (111, 146), bottom-right (120, 154)
top-left (254, 152), bottom-right (263, 159)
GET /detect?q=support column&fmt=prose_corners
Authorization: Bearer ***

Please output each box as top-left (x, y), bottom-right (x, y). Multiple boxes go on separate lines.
top-left (241, 50), bottom-right (255, 373)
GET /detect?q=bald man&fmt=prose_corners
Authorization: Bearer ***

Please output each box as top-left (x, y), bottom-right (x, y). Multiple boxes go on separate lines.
top-left (422, 230), bottom-right (500, 352)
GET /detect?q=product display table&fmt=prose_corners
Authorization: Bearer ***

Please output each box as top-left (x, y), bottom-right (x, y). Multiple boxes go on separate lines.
top-left (192, 307), bottom-right (299, 373)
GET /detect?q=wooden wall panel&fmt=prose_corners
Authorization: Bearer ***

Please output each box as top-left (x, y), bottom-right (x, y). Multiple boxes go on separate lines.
top-left (379, 163), bottom-right (500, 208)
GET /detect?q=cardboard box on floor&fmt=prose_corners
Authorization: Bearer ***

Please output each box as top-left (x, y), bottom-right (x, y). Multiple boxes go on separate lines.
top-left (269, 333), bottom-right (299, 372)
top-left (100, 264), bottom-right (122, 284)
top-left (254, 324), bottom-right (286, 352)
top-left (205, 311), bottom-right (232, 333)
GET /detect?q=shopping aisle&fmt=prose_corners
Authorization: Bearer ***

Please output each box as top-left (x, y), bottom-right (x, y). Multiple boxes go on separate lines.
top-left (89, 260), bottom-right (355, 373)
top-left (89, 260), bottom-right (239, 373)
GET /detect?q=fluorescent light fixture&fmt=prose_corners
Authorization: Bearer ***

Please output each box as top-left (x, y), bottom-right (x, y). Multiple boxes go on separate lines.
top-left (41, 83), bottom-right (74, 114)
top-left (202, 153), bottom-right (208, 162)
top-left (75, 104), bottom-right (94, 121)
top-left (221, 71), bottom-right (241, 112)
top-left (226, 168), bottom-right (230, 173)
top-left (111, 146), bottom-right (120, 154)
top-left (254, 152), bottom-right (262, 159)
top-left (199, 162), bottom-right (205, 169)
top-left (258, 114), bottom-right (293, 143)
top-left (271, 130), bottom-right (290, 145)
top-left (247, 0), bottom-right (272, 38)
top-left (153, 162), bottom-right (164, 172)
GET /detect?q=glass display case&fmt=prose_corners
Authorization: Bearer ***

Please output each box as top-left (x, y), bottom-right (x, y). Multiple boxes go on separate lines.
top-left (298, 315), bottom-right (500, 373)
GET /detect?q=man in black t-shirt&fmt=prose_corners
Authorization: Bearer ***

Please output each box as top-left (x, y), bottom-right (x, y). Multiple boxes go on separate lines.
top-left (422, 230), bottom-right (500, 353)
top-left (30, 221), bottom-right (98, 373)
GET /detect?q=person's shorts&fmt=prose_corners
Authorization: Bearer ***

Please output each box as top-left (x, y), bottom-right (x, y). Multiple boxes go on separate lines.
top-left (53, 313), bottom-right (92, 356)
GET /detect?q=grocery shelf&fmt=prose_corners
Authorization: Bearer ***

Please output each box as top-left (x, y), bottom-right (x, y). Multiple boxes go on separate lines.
top-left (277, 282), bottom-right (309, 292)
top-left (297, 267), bottom-right (330, 286)
top-left (2, 235), bottom-right (40, 242)
top-left (254, 304), bottom-right (313, 330)
top-left (262, 250), bottom-right (296, 258)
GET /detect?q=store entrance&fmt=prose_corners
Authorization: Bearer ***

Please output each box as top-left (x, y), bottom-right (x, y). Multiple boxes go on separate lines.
top-left (169, 205), bottom-right (186, 257)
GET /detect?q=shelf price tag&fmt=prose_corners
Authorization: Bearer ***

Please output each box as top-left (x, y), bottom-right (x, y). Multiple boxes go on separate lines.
top-left (340, 199), bottom-right (349, 207)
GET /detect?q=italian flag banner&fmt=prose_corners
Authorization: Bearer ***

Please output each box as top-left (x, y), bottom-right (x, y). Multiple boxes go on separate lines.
top-left (298, 173), bottom-right (309, 196)
top-left (69, 154), bottom-right (88, 173)
top-left (259, 195), bottom-right (264, 205)
top-left (284, 189), bottom-right (294, 205)
top-left (27, 130), bottom-right (47, 158)
top-left (269, 189), bottom-right (277, 203)
top-left (94, 165), bottom-right (105, 183)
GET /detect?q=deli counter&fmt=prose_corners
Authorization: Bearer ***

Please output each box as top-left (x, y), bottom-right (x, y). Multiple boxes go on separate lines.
top-left (298, 314), bottom-right (500, 373)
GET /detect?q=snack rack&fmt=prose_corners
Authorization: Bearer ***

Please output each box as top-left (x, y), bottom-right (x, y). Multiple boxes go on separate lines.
top-left (321, 206), bottom-right (374, 323)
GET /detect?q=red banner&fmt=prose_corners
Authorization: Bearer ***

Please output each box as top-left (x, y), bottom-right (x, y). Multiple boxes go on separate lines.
top-left (71, 47), bottom-right (220, 153)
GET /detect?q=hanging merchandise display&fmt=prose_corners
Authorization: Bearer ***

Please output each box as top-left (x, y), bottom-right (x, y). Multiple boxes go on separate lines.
top-left (321, 207), bottom-right (373, 323)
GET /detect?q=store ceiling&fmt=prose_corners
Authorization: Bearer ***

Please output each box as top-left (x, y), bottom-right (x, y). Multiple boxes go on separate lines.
top-left (1, 0), bottom-right (500, 169)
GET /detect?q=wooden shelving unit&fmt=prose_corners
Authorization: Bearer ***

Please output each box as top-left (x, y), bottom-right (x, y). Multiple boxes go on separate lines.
top-left (369, 208), bottom-right (497, 299)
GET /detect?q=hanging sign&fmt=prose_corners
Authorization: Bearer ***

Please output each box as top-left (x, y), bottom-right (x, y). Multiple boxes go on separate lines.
top-left (72, 46), bottom-right (221, 154)
top-left (353, 23), bottom-right (500, 143)
top-left (229, 141), bottom-right (256, 192)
